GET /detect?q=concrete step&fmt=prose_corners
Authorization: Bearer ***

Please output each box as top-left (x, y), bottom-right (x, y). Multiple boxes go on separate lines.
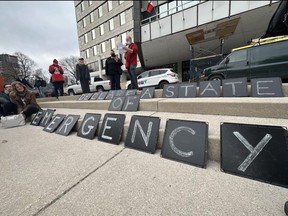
top-left (41, 108), bottom-right (288, 162)
top-left (38, 97), bottom-right (288, 119)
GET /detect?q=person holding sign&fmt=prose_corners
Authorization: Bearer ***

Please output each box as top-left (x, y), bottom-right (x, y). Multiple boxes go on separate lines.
top-left (76, 58), bottom-right (91, 93)
top-left (49, 59), bottom-right (64, 99)
top-left (123, 36), bottom-right (138, 89)
top-left (105, 50), bottom-right (123, 90)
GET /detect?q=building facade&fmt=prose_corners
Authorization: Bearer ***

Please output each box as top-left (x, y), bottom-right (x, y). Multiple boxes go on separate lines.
top-left (0, 54), bottom-right (19, 83)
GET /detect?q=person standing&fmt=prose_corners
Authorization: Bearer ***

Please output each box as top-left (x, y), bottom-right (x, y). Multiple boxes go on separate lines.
top-left (16, 75), bottom-right (34, 89)
top-left (49, 59), bottom-right (64, 99)
top-left (76, 58), bottom-right (91, 93)
top-left (0, 84), bottom-right (17, 117)
top-left (105, 50), bottom-right (123, 90)
top-left (123, 36), bottom-right (138, 89)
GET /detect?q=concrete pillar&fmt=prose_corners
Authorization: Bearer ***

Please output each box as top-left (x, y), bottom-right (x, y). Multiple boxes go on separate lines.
top-left (177, 61), bottom-right (182, 82)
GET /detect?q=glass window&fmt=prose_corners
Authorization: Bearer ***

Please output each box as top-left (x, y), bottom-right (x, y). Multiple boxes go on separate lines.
top-left (159, 3), bottom-right (168, 18)
top-left (101, 42), bottom-right (106, 53)
top-left (82, 18), bottom-right (86, 28)
top-left (81, 1), bottom-right (85, 12)
top-left (90, 12), bottom-right (94, 23)
top-left (182, 0), bottom-right (200, 9)
top-left (149, 70), bottom-right (160, 77)
top-left (120, 12), bottom-right (126, 25)
top-left (84, 33), bottom-right (88, 44)
top-left (110, 38), bottom-right (116, 50)
top-left (91, 29), bottom-right (96, 40)
top-left (119, 0), bottom-right (124, 4)
top-left (159, 69), bottom-right (168, 74)
top-left (108, 1), bottom-right (113, 11)
top-left (98, 5), bottom-right (103, 17)
top-left (138, 71), bottom-right (149, 79)
top-left (121, 32), bottom-right (127, 44)
top-left (168, 1), bottom-right (177, 15)
top-left (100, 24), bottom-right (104, 35)
top-left (86, 49), bottom-right (90, 59)
top-left (93, 45), bottom-right (97, 56)
top-left (101, 59), bottom-right (106, 69)
top-left (109, 18), bottom-right (114, 31)
top-left (228, 50), bottom-right (247, 63)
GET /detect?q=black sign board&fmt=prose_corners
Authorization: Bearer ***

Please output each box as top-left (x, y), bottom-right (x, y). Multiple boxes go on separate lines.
top-left (125, 89), bottom-right (137, 96)
top-left (55, 115), bottom-right (80, 136)
top-left (199, 80), bottom-right (221, 97)
top-left (140, 87), bottom-right (155, 99)
top-left (77, 113), bottom-right (101, 139)
top-left (251, 77), bottom-right (283, 97)
top-left (115, 90), bottom-right (126, 97)
top-left (178, 83), bottom-right (197, 98)
top-left (161, 119), bottom-right (208, 168)
top-left (90, 92), bottom-right (101, 100)
top-left (96, 91), bottom-right (109, 100)
top-left (43, 114), bottom-right (66, 133)
top-left (39, 109), bottom-right (55, 127)
top-left (98, 113), bottom-right (126, 145)
top-left (222, 78), bottom-right (248, 97)
top-left (31, 110), bottom-right (44, 126)
top-left (125, 115), bottom-right (160, 153)
top-left (105, 90), bottom-right (116, 100)
top-left (108, 96), bottom-right (125, 111)
top-left (122, 95), bottom-right (140, 111)
top-left (78, 93), bottom-right (93, 101)
top-left (162, 84), bottom-right (179, 98)
top-left (221, 123), bottom-right (288, 188)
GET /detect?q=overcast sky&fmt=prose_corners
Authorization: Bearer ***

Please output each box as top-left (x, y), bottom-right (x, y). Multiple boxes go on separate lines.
top-left (0, 1), bottom-right (79, 71)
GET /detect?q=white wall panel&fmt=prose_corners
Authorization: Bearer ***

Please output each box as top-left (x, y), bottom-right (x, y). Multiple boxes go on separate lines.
top-left (212, 1), bottom-right (229, 21)
top-left (172, 6), bottom-right (197, 33)
top-left (141, 24), bottom-right (150, 42)
top-left (151, 16), bottom-right (171, 40)
top-left (198, 0), bottom-right (213, 25)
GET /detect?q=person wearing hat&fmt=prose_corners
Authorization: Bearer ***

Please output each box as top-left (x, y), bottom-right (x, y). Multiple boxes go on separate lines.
top-left (76, 58), bottom-right (91, 93)
top-left (105, 50), bottom-right (123, 90)
top-left (48, 59), bottom-right (64, 99)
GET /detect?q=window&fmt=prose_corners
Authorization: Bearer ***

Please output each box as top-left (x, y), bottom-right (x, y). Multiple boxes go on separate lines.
top-left (109, 18), bottom-right (114, 31)
top-left (101, 42), bottom-right (106, 53)
top-left (181, 0), bottom-right (200, 9)
top-left (159, 69), bottom-right (168, 74)
top-left (98, 5), bottom-right (103, 17)
top-left (119, 0), bottom-right (124, 4)
top-left (81, 1), bottom-right (85, 12)
top-left (84, 33), bottom-right (88, 44)
top-left (88, 0), bottom-right (93, 6)
top-left (159, 3), bottom-right (168, 18)
top-left (168, 1), bottom-right (177, 15)
top-left (101, 59), bottom-right (106, 69)
top-left (90, 12), bottom-right (94, 23)
top-left (121, 32), bottom-right (127, 44)
top-left (120, 12), bottom-right (125, 25)
top-left (110, 38), bottom-right (116, 50)
top-left (86, 49), bottom-right (90, 59)
top-left (82, 18), bottom-right (86, 28)
top-left (93, 45), bottom-right (97, 56)
top-left (228, 50), bottom-right (247, 63)
top-left (108, 1), bottom-right (113, 11)
top-left (138, 71), bottom-right (149, 79)
top-left (91, 29), bottom-right (96, 40)
top-left (100, 24), bottom-right (104, 35)
top-left (149, 70), bottom-right (160, 77)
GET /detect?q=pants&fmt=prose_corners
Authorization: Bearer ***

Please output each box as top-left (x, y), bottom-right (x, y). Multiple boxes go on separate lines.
top-left (37, 86), bottom-right (45, 98)
top-left (53, 82), bottom-right (64, 98)
top-left (80, 79), bottom-right (90, 93)
top-left (22, 104), bottom-right (40, 119)
top-left (127, 64), bottom-right (138, 89)
top-left (0, 97), bottom-right (17, 116)
top-left (110, 74), bottom-right (121, 90)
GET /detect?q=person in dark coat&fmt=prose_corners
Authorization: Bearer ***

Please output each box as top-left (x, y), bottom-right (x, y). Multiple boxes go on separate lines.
top-left (76, 58), bottom-right (91, 93)
top-left (16, 75), bottom-right (33, 89)
top-left (105, 50), bottom-right (123, 90)
top-left (0, 84), bottom-right (17, 117)
top-left (48, 59), bottom-right (64, 99)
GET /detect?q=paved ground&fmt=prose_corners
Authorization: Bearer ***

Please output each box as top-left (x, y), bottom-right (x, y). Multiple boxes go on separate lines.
top-left (0, 124), bottom-right (287, 216)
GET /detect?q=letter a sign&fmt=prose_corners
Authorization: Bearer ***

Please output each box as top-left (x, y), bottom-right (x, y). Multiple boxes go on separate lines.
top-left (221, 123), bottom-right (288, 188)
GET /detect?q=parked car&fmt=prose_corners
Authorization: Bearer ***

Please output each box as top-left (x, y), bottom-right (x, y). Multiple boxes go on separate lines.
top-left (125, 68), bottom-right (179, 89)
top-left (202, 36), bottom-right (288, 81)
top-left (67, 77), bottom-right (111, 95)
top-left (32, 83), bottom-right (55, 98)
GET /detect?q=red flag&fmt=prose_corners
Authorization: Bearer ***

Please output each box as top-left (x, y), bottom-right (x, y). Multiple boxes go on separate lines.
top-left (147, 1), bottom-right (154, 13)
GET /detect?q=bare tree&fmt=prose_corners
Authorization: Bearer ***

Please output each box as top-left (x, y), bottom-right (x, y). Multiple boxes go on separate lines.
top-left (14, 52), bottom-right (37, 78)
top-left (34, 68), bottom-right (50, 82)
top-left (59, 56), bottom-right (78, 81)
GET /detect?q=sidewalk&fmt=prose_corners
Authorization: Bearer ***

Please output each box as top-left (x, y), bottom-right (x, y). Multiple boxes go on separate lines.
top-left (0, 125), bottom-right (287, 216)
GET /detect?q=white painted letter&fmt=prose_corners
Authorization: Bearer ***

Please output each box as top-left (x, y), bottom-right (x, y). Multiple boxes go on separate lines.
top-left (58, 117), bottom-right (74, 134)
top-left (46, 116), bottom-right (60, 131)
top-left (101, 117), bottom-right (117, 140)
top-left (256, 81), bottom-right (275, 96)
top-left (112, 97), bottom-right (123, 109)
top-left (141, 88), bottom-right (152, 99)
top-left (41, 111), bottom-right (53, 126)
top-left (81, 116), bottom-right (95, 135)
top-left (123, 97), bottom-right (136, 110)
top-left (200, 82), bottom-right (218, 96)
top-left (32, 112), bottom-right (42, 125)
top-left (166, 86), bottom-right (175, 97)
top-left (180, 85), bottom-right (194, 97)
top-left (224, 81), bottom-right (242, 96)
top-left (131, 120), bottom-right (153, 147)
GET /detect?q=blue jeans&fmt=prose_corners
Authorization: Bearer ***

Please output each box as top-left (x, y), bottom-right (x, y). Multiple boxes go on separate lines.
top-left (128, 64), bottom-right (138, 89)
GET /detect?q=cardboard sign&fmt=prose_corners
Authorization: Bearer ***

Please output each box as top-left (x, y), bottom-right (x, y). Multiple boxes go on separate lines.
top-left (31, 110), bottom-right (44, 126)
top-left (178, 83), bottom-right (197, 98)
top-left (251, 77), bottom-right (283, 97)
top-left (108, 96), bottom-right (125, 111)
top-left (39, 109), bottom-right (55, 127)
top-left (56, 115), bottom-right (80, 136)
top-left (162, 84), bottom-right (179, 98)
top-left (43, 114), bottom-right (66, 133)
top-left (96, 91), bottom-right (108, 100)
top-left (140, 87), bottom-right (155, 99)
top-left (78, 93), bottom-right (93, 101)
top-left (77, 113), bottom-right (101, 139)
top-left (222, 78), bottom-right (248, 97)
top-left (125, 89), bottom-right (137, 96)
top-left (105, 90), bottom-right (116, 100)
top-left (199, 80), bottom-right (221, 97)
top-left (122, 95), bottom-right (140, 111)
top-left (90, 92), bottom-right (101, 100)
top-left (125, 115), bottom-right (160, 153)
top-left (161, 119), bottom-right (208, 168)
top-left (221, 123), bottom-right (288, 188)
top-left (98, 113), bottom-right (126, 145)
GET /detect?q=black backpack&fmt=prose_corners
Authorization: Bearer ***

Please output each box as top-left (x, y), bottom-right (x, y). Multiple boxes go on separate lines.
top-left (41, 80), bottom-right (47, 87)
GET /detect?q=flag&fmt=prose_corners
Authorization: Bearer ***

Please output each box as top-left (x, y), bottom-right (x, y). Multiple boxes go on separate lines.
top-left (147, 1), bottom-right (154, 13)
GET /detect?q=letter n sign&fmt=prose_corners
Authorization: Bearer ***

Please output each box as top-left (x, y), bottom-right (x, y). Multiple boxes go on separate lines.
top-left (221, 123), bottom-right (288, 188)
top-left (125, 115), bottom-right (160, 154)
top-left (161, 119), bottom-right (208, 168)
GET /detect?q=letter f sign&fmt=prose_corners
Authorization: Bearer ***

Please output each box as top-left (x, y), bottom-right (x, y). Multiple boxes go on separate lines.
top-left (233, 132), bottom-right (272, 172)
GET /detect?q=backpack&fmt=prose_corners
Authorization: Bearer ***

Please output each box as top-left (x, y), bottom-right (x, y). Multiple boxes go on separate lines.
top-left (41, 80), bottom-right (47, 87)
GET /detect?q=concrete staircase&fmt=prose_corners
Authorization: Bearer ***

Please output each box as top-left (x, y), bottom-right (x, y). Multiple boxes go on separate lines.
top-left (36, 84), bottom-right (288, 163)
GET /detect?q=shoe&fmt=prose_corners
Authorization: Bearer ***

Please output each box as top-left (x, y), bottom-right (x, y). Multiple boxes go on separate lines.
top-left (285, 201), bottom-right (288, 216)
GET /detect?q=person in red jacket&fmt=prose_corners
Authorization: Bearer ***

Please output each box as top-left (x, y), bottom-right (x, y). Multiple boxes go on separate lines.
top-left (49, 59), bottom-right (64, 99)
top-left (123, 36), bottom-right (138, 89)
